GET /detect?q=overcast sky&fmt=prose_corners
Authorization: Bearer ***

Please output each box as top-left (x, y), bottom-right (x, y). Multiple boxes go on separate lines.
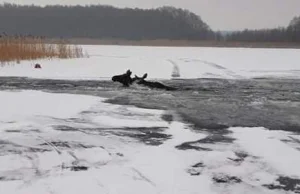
top-left (1, 0), bottom-right (299, 31)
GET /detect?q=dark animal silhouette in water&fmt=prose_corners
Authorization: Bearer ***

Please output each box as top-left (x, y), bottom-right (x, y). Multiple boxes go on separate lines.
top-left (134, 73), bottom-right (176, 91)
top-left (112, 70), bottom-right (134, 87)
top-left (112, 70), bottom-right (176, 90)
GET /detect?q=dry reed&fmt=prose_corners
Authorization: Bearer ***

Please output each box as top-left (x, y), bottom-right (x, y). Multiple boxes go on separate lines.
top-left (0, 36), bottom-right (84, 64)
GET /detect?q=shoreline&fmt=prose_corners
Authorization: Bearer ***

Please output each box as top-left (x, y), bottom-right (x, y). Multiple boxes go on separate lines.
top-left (61, 38), bottom-right (300, 49)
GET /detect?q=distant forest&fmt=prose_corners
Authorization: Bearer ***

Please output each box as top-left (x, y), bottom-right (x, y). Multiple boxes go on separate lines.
top-left (0, 3), bottom-right (299, 42)
top-left (225, 17), bottom-right (300, 42)
top-left (0, 4), bottom-right (214, 40)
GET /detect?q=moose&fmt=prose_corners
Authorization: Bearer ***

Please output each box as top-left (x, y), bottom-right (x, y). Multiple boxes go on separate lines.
top-left (134, 73), bottom-right (176, 91)
top-left (112, 70), bottom-right (176, 91)
top-left (112, 69), bottom-right (135, 87)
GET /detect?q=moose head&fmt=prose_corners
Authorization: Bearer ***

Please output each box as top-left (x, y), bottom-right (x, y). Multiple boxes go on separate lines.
top-left (112, 69), bottom-right (134, 87)
top-left (133, 73), bottom-right (148, 84)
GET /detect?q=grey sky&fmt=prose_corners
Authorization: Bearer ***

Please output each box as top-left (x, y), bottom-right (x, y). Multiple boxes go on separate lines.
top-left (2, 0), bottom-right (299, 31)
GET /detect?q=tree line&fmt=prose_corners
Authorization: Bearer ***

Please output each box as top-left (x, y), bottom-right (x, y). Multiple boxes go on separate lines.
top-left (0, 4), bottom-right (214, 40)
top-left (0, 3), bottom-right (299, 42)
top-left (225, 26), bottom-right (300, 42)
top-left (218, 16), bottom-right (300, 42)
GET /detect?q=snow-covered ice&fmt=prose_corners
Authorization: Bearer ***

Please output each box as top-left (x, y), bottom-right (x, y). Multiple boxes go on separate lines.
top-left (0, 45), bottom-right (299, 80)
top-left (0, 90), bottom-right (299, 193)
top-left (0, 90), bottom-right (100, 122)
top-left (231, 127), bottom-right (300, 178)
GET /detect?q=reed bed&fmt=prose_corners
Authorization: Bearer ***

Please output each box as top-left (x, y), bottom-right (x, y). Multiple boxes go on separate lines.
top-left (0, 36), bottom-right (83, 63)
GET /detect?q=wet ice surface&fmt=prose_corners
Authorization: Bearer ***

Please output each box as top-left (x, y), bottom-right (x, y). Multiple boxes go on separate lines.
top-left (0, 78), bottom-right (300, 194)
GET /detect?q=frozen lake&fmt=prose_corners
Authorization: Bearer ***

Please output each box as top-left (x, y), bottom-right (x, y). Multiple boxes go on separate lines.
top-left (1, 45), bottom-right (300, 194)
top-left (0, 45), bottom-right (299, 80)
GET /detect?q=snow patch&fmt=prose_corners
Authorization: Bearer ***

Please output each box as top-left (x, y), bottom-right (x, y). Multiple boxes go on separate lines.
top-left (0, 90), bottom-right (100, 122)
top-left (231, 127), bottom-right (300, 178)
